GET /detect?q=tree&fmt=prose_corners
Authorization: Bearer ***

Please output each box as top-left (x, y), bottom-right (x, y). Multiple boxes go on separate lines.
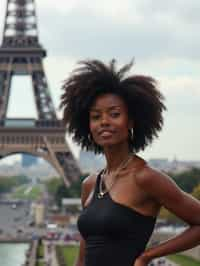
top-left (192, 184), bottom-right (200, 200)
top-left (55, 178), bottom-right (82, 206)
top-left (171, 168), bottom-right (200, 193)
top-left (46, 177), bottom-right (62, 196)
top-left (159, 207), bottom-right (184, 224)
top-left (46, 176), bottom-right (85, 207)
top-left (0, 175), bottom-right (29, 194)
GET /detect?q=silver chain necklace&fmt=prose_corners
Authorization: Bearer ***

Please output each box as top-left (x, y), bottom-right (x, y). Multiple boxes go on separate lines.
top-left (97, 154), bottom-right (134, 199)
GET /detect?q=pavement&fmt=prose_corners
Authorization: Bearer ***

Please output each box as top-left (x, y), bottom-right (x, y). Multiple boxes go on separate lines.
top-left (43, 240), bottom-right (59, 266)
top-left (0, 202), bottom-right (30, 235)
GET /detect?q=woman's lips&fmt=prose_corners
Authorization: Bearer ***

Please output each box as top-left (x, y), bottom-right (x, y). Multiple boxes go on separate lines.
top-left (99, 130), bottom-right (114, 137)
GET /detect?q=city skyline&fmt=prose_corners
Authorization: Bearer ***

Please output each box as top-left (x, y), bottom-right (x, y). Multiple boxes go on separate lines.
top-left (0, 0), bottom-right (199, 161)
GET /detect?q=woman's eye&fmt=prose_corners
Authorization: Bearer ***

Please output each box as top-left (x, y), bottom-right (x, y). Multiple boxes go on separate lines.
top-left (110, 112), bottom-right (120, 118)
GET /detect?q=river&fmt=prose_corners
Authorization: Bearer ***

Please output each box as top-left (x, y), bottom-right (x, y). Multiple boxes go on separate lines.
top-left (0, 243), bottom-right (28, 266)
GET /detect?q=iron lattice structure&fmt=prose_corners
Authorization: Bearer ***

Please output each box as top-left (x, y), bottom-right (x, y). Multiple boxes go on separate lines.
top-left (0, 0), bottom-right (81, 186)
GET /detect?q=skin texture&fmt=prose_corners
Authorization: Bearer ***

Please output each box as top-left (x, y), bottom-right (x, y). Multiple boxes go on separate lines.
top-left (89, 93), bottom-right (131, 151)
top-left (75, 93), bottom-right (200, 266)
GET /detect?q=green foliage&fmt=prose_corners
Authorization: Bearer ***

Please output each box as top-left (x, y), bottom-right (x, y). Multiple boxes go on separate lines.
top-left (159, 207), bottom-right (184, 224)
top-left (56, 245), bottom-right (79, 266)
top-left (168, 254), bottom-right (200, 266)
top-left (36, 262), bottom-right (45, 266)
top-left (55, 185), bottom-right (71, 206)
top-left (45, 177), bottom-right (62, 196)
top-left (159, 168), bottom-right (200, 224)
top-left (67, 177), bottom-right (82, 197)
top-left (12, 185), bottom-right (43, 200)
top-left (46, 176), bottom-right (83, 206)
top-left (0, 175), bottom-right (29, 193)
top-left (36, 243), bottom-right (44, 258)
top-left (0, 177), bottom-right (14, 193)
top-left (12, 175), bottom-right (29, 186)
top-left (55, 178), bottom-right (82, 206)
top-left (192, 184), bottom-right (200, 200)
top-left (171, 168), bottom-right (200, 193)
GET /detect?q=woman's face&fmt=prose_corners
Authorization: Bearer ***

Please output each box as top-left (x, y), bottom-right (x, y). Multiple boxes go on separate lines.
top-left (89, 93), bottom-right (132, 148)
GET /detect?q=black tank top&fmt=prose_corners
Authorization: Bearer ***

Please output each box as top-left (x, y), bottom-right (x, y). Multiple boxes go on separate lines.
top-left (77, 171), bottom-right (156, 266)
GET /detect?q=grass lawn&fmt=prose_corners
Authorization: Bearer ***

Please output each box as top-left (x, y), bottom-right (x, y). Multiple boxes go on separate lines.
top-left (58, 245), bottom-right (79, 266)
top-left (28, 186), bottom-right (42, 199)
top-left (13, 186), bottom-right (26, 196)
top-left (37, 244), bottom-right (44, 258)
top-left (12, 185), bottom-right (42, 200)
top-left (36, 261), bottom-right (45, 266)
top-left (168, 254), bottom-right (200, 266)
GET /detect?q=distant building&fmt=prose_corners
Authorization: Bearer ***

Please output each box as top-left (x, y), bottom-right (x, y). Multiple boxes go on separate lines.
top-left (34, 202), bottom-right (45, 227)
top-left (0, 160), bottom-right (58, 179)
top-left (21, 154), bottom-right (38, 167)
top-left (148, 158), bottom-right (200, 173)
top-left (49, 215), bottom-right (70, 227)
top-left (148, 158), bottom-right (170, 171)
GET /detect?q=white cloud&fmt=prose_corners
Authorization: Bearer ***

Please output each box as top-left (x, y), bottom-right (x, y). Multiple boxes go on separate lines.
top-left (0, 0), bottom-right (200, 161)
top-left (161, 77), bottom-right (200, 97)
top-left (36, 0), bottom-right (81, 12)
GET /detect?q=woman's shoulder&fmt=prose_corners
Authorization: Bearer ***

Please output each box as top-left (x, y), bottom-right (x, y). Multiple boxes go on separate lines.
top-left (82, 172), bottom-right (98, 190)
top-left (81, 171), bottom-right (102, 207)
top-left (133, 156), bottom-right (169, 187)
top-left (81, 171), bottom-right (102, 194)
top-left (132, 157), bottom-right (179, 203)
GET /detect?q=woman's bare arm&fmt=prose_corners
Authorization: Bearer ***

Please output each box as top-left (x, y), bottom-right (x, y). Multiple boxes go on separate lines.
top-left (135, 167), bottom-right (200, 264)
top-left (74, 174), bottom-right (96, 266)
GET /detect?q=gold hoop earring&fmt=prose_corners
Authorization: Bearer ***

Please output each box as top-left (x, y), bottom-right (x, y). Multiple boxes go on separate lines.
top-left (128, 128), bottom-right (134, 142)
top-left (88, 133), bottom-right (93, 143)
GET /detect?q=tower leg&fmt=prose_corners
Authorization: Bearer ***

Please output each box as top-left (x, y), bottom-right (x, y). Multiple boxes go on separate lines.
top-left (0, 68), bottom-right (12, 120)
top-left (0, 0), bottom-right (82, 186)
top-left (43, 136), bottom-right (81, 187)
top-left (32, 69), bottom-right (56, 120)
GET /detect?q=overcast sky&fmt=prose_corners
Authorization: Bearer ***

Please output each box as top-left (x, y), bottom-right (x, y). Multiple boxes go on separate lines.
top-left (0, 0), bottom-right (200, 162)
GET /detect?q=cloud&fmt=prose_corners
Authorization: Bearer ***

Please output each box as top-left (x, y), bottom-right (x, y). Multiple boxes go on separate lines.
top-left (33, 1), bottom-right (200, 62)
top-left (138, 0), bottom-right (200, 25)
top-left (1, 0), bottom-right (200, 61)
top-left (0, 0), bottom-right (199, 161)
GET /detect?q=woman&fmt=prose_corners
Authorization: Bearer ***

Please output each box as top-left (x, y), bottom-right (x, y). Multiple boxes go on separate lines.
top-left (60, 59), bottom-right (200, 266)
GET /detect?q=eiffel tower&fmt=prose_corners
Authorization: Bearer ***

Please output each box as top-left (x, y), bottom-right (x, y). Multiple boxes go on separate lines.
top-left (0, 0), bottom-right (81, 186)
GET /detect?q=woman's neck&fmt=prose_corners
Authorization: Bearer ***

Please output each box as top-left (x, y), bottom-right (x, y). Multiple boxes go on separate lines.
top-left (103, 143), bottom-right (132, 172)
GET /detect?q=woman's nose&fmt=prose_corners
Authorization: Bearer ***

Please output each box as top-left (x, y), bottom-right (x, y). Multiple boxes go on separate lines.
top-left (100, 114), bottom-right (110, 125)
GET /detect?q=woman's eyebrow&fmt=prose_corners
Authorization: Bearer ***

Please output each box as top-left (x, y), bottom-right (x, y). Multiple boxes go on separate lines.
top-left (90, 105), bottom-right (122, 112)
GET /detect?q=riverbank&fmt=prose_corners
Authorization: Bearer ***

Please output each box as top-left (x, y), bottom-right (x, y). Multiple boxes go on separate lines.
top-left (0, 238), bottom-right (31, 243)
top-left (0, 236), bottom-right (32, 244)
